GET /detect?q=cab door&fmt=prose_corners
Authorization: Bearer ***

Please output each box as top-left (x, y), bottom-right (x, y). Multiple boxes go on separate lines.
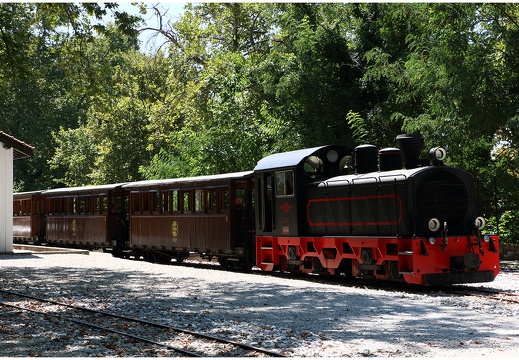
top-left (273, 170), bottom-right (297, 236)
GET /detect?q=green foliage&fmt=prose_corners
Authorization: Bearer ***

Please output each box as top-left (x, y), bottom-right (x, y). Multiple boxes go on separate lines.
top-left (346, 111), bottom-right (368, 143)
top-left (4, 3), bottom-right (519, 243)
top-left (50, 37), bottom-right (171, 185)
top-left (487, 211), bottom-right (519, 245)
top-left (1, 2), bottom-right (142, 190)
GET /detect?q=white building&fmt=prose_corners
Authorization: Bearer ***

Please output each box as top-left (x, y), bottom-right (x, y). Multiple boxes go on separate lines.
top-left (0, 131), bottom-right (34, 254)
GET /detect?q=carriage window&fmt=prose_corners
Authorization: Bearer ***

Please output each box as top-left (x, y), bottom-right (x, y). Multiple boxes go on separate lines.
top-left (183, 191), bottom-right (191, 213)
top-left (222, 190), bottom-right (229, 210)
top-left (195, 189), bottom-right (204, 212)
top-left (14, 200), bottom-right (19, 216)
top-left (171, 190), bottom-right (179, 212)
top-left (275, 170), bottom-right (294, 197)
top-left (95, 196), bottom-right (101, 214)
top-left (79, 197), bottom-right (86, 214)
top-left (236, 189), bottom-right (246, 208)
top-left (142, 192), bottom-right (150, 213)
top-left (161, 191), bottom-right (169, 214)
top-left (49, 198), bottom-right (58, 215)
top-left (36, 199), bottom-right (43, 214)
top-left (132, 193), bottom-right (141, 214)
top-left (102, 196), bottom-right (108, 214)
top-left (206, 189), bottom-right (218, 212)
top-left (14, 200), bottom-right (21, 216)
top-left (22, 200), bottom-right (31, 215)
top-left (85, 196), bottom-right (93, 214)
top-left (115, 195), bottom-right (123, 214)
top-left (151, 191), bottom-right (160, 213)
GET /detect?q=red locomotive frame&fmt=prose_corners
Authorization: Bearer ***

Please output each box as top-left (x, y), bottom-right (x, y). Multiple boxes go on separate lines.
top-left (256, 235), bottom-right (499, 285)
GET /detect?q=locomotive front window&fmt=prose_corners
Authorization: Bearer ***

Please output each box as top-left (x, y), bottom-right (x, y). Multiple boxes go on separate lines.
top-left (304, 156), bottom-right (324, 179)
top-left (275, 170), bottom-right (294, 197)
top-left (339, 155), bottom-right (354, 175)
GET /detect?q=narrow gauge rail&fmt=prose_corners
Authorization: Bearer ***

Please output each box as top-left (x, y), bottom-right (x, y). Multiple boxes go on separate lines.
top-left (441, 285), bottom-right (519, 305)
top-left (0, 289), bottom-right (286, 357)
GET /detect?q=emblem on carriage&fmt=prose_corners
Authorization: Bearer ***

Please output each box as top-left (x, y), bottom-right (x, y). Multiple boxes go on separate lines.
top-left (171, 220), bottom-right (178, 243)
top-left (280, 201), bottom-right (292, 213)
top-left (71, 219), bottom-right (77, 237)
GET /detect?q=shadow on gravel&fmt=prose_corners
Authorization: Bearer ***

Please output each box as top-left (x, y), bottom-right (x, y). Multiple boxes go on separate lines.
top-left (1, 255), bottom-right (517, 357)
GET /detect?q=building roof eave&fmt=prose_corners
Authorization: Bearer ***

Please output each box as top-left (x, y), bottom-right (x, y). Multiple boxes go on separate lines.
top-left (0, 131), bottom-right (35, 160)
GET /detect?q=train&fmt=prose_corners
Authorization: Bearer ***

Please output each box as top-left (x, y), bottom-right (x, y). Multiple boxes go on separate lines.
top-left (13, 134), bottom-right (500, 286)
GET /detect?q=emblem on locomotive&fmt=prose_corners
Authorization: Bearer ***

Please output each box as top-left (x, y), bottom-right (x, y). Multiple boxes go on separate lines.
top-left (280, 201), bottom-right (292, 213)
top-left (171, 220), bottom-right (178, 243)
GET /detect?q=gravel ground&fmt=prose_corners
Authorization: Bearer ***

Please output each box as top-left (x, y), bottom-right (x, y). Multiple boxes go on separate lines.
top-left (1, 251), bottom-right (518, 357)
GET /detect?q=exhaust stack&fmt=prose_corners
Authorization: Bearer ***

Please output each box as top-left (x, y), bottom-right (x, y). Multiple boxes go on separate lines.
top-left (396, 134), bottom-right (424, 169)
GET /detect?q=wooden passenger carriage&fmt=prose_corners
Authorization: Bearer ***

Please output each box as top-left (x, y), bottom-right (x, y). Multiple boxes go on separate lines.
top-left (121, 171), bottom-right (255, 267)
top-left (13, 191), bottom-right (46, 244)
top-left (43, 184), bottom-right (128, 250)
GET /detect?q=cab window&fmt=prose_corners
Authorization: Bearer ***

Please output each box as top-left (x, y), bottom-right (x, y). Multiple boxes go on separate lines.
top-left (275, 170), bottom-right (294, 197)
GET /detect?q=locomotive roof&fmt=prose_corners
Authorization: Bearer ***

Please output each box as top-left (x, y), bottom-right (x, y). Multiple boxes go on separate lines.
top-left (43, 183), bottom-right (127, 195)
top-left (254, 145), bottom-right (352, 172)
top-left (319, 165), bottom-right (462, 187)
top-left (122, 170), bottom-right (254, 189)
top-left (320, 168), bottom-right (417, 187)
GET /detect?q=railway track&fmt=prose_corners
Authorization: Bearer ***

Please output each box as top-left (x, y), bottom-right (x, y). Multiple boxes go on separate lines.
top-left (0, 289), bottom-right (286, 357)
top-left (440, 285), bottom-right (519, 304)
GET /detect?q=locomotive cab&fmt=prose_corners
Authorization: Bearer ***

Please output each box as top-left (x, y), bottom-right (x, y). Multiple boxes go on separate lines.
top-left (254, 145), bottom-right (354, 238)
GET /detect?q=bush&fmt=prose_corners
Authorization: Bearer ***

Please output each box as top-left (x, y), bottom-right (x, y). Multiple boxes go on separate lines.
top-left (486, 210), bottom-right (519, 245)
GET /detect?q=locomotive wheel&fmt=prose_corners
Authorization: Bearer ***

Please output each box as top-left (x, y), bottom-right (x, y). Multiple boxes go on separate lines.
top-left (361, 248), bottom-right (373, 264)
top-left (312, 257), bottom-right (324, 273)
top-left (389, 261), bottom-right (400, 279)
top-left (172, 257), bottom-right (185, 264)
top-left (287, 246), bottom-right (297, 260)
top-left (219, 257), bottom-right (235, 269)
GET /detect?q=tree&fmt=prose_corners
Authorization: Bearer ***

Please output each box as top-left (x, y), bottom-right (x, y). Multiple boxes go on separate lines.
top-left (51, 30), bottom-right (171, 186)
top-left (0, 2), bottom-right (142, 190)
top-left (349, 3), bottom-right (519, 242)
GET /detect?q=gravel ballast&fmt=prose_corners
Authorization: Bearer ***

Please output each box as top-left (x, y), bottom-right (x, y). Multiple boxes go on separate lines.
top-left (1, 251), bottom-right (518, 357)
